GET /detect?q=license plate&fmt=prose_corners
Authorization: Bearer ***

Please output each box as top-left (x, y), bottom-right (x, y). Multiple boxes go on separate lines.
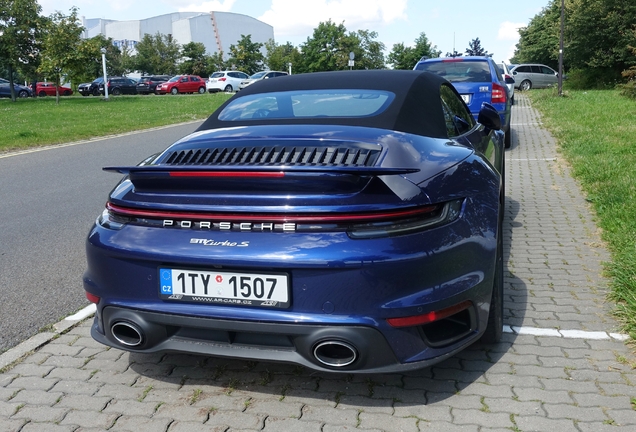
top-left (159, 268), bottom-right (290, 308)
top-left (461, 94), bottom-right (471, 104)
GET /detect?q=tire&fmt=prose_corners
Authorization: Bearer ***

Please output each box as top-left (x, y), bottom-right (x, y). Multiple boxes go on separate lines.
top-left (82, 94), bottom-right (88, 97)
top-left (92, 88), bottom-right (100, 96)
top-left (18, 90), bottom-right (29, 98)
top-left (111, 88), bottom-right (121, 96)
top-left (481, 189), bottom-right (504, 344)
top-left (504, 125), bottom-right (511, 149)
top-left (223, 84), bottom-right (233, 92)
top-left (198, 86), bottom-right (206, 94)
top-left (38, 91), bottom-right (47, 97)
top-left (170, 87), bottom-right (178, 95)
top-left (519, 80), bottom-right (532, 91)
top-left (63, 90), bottom-right (71, 96)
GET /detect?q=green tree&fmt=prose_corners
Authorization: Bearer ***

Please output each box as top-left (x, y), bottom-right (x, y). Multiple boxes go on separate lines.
top-left (207, 51), bottom-right (226, 73)
top-left (445, 50), bottom-right (463, 58)
top-left (387, 32), bottom-right (440, 69)
top-left (0, 0), bottom-right (45, 101)
top-left (350, 29), bottom-right (385, 70)
top-left (38, 7), bottom-right (84, 104)
top-left (300, 20), bottom-right (350, 72)
top-left (511, 0), bottom-right (560, 69)
top-left (179, 42), bottom-right (209, 76)
top-left (134, 33), bottom-right (181, 75)
top-left (465, 38), bottom-right (491, 57)
top-left (227, 34), bottom-right (264, 75)
top-left (264, 40), bottom-right (301, 73)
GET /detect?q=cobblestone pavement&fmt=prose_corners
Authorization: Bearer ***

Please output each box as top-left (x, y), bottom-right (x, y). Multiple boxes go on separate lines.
top-left (1, 94), bottom-right (635, 431)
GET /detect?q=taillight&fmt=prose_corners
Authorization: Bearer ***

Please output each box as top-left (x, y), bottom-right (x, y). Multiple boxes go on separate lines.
top-left (491, 82), bottom-right (507, 104)
top-left (219, 77), bottom-right (226, 81)
top-left (387, 300), bottom-right (473, 327)
top-left (85, 291), bottom-right (100, 304)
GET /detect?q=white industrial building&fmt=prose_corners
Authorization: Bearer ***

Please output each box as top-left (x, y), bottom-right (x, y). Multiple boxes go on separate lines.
top-left (81, 12), bottom-right (274, 59)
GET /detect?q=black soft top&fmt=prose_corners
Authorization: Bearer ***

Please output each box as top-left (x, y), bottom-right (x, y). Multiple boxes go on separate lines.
top-left (196, 70), bottom-right (454, 139)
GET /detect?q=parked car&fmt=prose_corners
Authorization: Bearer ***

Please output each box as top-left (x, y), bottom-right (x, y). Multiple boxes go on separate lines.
top-left (414, 56), bottom-right (512, 148)
top-left (78, 77), bottom-right (104, 96)
top-left (207, 71), bottom-right (250, 93)
top-left (136, 75), bottom-right (171, 95)
top-left (36, 82), bottom-right (73, 97)
top-left (99, 77), bottom-right (138, 96)
top-left (155, 75), bottom-right (206, 95)
top-left (85, 70), bottom-right (505, 373)
top-left (496, 63), bottom-right (515, 105)
top-left (510, 64), bottom-right (559, 90)
top-left (238, 70), bottom-right (288, 90)
top-left (0, 78), bottom-right (32, 98)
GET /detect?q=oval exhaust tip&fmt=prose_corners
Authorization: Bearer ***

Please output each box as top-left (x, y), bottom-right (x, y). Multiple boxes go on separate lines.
top-left (313, 340), bottom-right (357, 367)
top-left (111, 321), bottom-right (144, 347)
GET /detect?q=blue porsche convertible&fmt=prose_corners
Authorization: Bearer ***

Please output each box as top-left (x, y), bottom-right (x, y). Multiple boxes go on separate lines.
top-left (84, 70), bottom-right (505, 373)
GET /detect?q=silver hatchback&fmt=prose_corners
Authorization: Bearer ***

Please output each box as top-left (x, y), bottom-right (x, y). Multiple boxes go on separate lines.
top-left (510, 64), bottom-right (558, 90)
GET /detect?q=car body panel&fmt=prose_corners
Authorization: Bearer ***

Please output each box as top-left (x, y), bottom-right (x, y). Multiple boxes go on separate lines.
top-left (238, 70), bottom-right (288, 90)
top-left (85, 70), bottom-right (504, 373)
top-left (36, 82), bottom-right (73, 96)
top-left (207, 71), bottom-right (250, 93)
top-left (155, 75), bottom-right (206, 94)
top-left (510, 64), bottom-right (559, 90)
top-left (0, 78), bottom-right (33, 98)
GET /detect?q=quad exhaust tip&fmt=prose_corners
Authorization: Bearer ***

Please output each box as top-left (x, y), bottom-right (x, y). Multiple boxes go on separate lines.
top-left (111, 321), bottom-right (144, 347)
top-left (313, 340), bottom-right (358, 367)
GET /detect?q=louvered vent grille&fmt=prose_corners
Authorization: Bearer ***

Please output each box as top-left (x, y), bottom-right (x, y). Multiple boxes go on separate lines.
top-left (161, 145), bottom-right (381, 167)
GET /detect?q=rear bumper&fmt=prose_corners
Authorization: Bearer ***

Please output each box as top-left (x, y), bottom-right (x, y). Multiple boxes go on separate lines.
top-left (91, 305), bottom-right (480, 373)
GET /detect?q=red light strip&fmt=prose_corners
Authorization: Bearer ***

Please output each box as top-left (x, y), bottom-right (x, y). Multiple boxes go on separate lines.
top-left (169, 171), bottom-right (285, 178)
top-left (106, 202), bottom-right (439, 223)
top-left (386, 300), bottom-right (472, 328)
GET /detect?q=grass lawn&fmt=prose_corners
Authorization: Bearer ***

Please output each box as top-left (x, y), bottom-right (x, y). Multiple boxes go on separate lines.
top-left (0, 92), bottom-right (232, 152)
top-left (530, 89), bottom-right (636, 337)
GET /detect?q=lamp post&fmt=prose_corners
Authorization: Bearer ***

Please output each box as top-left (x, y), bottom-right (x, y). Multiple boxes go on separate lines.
top-left (558, 0), bottom-right (564, 96)
top-left (100, 47), bottom-right (109, 100)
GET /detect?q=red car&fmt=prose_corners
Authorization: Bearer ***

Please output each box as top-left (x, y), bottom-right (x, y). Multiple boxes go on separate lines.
top-left (36, 82), bottom-right (73, 97)
top-left (155, 75), bottom-right (206, 95)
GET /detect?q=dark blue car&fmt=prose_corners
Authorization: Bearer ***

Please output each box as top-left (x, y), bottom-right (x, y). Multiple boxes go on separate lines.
top-left (0, 78), bottom-right (33, 98)
top-left (84, 70), bottom-right (505, 373)
top-left (414, 56), bottom-right (512, 148)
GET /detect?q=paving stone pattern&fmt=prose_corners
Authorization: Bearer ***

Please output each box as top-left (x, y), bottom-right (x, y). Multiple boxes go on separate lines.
top-left (1, 94), bottom-right (635, 431)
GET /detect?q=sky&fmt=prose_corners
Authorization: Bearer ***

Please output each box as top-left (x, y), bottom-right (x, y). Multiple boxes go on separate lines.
top-left (37, 0), bottom-right (552, 64)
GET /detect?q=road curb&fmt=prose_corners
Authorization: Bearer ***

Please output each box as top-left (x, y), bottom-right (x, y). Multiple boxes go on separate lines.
top-left (0, 304), bottom-right (96, 371)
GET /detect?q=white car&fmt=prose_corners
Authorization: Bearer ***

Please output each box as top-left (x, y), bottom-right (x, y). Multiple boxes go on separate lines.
top-left (206, 71), bottom-right (250, 93)
top-left (497, 62), bottom-right (515, 105)
top-left (238, 70), bottom-right (288, 90)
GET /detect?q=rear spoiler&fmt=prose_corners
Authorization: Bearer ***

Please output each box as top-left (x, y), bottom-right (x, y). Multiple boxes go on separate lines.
top-left (103, 165), bottom-right (420, 176)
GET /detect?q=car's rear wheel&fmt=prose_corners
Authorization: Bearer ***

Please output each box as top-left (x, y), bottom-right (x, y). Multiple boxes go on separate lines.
top-left (171, 87), bottom-right (178, 95)
top-left (38, 91), bottom-right (47, 97)
top-left (112, 88), bottom-right (121, 96)
top-left (224, 84), bottom-right (233, 92)
top-left (520, 80), bottom-right (532, 91)
top-left (504, 125), bottom-right (511, 148)
top-left (481, 190), bottom-right (504, 344)
top-left (198, 86), bottom-right (206, 94)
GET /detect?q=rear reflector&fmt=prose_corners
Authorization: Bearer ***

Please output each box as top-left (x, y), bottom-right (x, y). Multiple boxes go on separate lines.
top-left (85, 292), bottom-right (100, 304)
top-left (387, 300), bottom-right (473, 328)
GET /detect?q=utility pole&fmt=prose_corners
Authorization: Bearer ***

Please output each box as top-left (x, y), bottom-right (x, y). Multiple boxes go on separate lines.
top-left (558, 0), bottom-right (564, 96)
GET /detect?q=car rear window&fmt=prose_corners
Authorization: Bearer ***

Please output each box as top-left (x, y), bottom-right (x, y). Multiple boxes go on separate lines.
top-left (415, 60), bottom-right (491, 83)
top-left (218, 90), bottom-right (395, 121)
top-left (210, 72), bottom-right (224, 78)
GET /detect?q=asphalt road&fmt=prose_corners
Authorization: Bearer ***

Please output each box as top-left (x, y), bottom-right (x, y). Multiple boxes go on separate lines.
top-left (0, 122), bottom-right (202, 353)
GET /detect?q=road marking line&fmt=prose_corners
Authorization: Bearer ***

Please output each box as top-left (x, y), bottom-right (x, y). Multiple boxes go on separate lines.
top-left (506, 158), bottom-right (557, 161)
top-left (504, 325), bottom-right (629, 341)
top-left (64, 304), bottom-right (96, 321)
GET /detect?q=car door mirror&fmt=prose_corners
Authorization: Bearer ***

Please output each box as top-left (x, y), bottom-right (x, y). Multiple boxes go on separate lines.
top-left (478, 102), bottom-right (502, 131)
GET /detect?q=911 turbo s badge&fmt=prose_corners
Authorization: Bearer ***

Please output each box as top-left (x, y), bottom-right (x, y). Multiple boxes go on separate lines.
top-left (190, 238), bottom-right (249, 247)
